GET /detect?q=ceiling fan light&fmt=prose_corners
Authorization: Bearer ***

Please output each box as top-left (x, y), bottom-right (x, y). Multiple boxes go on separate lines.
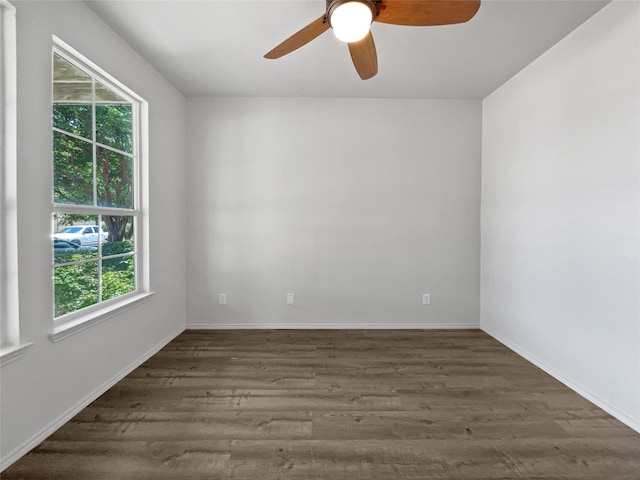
top-left (329, 1), bottom-right (373, 43)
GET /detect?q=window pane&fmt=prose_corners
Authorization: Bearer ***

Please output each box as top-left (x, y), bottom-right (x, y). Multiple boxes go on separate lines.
top-left (54, 261), bottom-right (99, 317)
top-left (101, 215), bottom-right (134, 251)
top-left (53, 131), bottom-right (94, 205)
top-left (96, 147), bottom-right (133, 208)
top-left (96, 81), bottom-right (132, 154)
top-left (53, 53), bottom-right (92, 103)
top-left (95, 81), bottom-right (128, 103)
top-left (53, 239), bottom-right (99, 265)
top-left (53, 104), bottom-right (92, 140)
top-left (52, 213), bottom-right (101, 264)
top-left (102, 255), bottom-right (135, 301)
top-left (51, 48), bottom-right (142, 320)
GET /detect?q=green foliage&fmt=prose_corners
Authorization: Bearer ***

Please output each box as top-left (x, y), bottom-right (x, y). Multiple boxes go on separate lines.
top-left (54, 249), bottom-right (97, 265)
top-left (54, 247), bottom-right (135, 318)
top-left (54, 261), bottom-right (99, 317)
top-left (102, 240), bottom-right (134, 271)
top-left (102, 255), bottom-right (135, 301)
top-left (96, 104), bottom-right (134, 210)
top-left (53, 86), bottom-right (136, 317)
top-left (102, 240), bottom-right (134, 257)
top-left (53, 104), bottom-right (92, 139)
top-left (53, 103), bottom-right (134, 236)
top-left (55, 213), bottom-right (97, 225)
top-left (53, 130), bottom-right (93, 205)
top-left (97, 147), bottom-right (133, 209)
top-left (96, 105), bottom-right (132, 153)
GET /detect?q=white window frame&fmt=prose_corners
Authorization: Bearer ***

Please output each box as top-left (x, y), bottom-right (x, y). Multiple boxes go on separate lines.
top-left (0, 0), bottom-right (30, 366)
top-left (49, 37), bottom-right (152, 343)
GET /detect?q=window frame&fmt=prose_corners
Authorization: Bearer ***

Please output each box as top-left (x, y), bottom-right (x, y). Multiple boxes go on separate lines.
top-left (50, 37), bottom-right (152, 342)
top-left (0, 0), bottom-right (30, 366)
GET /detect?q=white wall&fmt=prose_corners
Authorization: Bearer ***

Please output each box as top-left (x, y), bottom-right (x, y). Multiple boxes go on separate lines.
top-left (0, 1), bottom-right (187, 468)
top-left (186, 98), bottom-right (481, 328)
top-left (481, 0), bottom-right (640, 430)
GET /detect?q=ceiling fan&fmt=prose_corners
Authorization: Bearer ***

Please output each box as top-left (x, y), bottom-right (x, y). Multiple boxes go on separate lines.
top-left (264, 0), bottom-right (481, 80)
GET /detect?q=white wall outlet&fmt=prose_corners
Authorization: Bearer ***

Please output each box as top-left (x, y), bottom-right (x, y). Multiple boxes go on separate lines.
top-left (219, 293), bottom-right (227, 305)
top-left (287, 293), bottom-right (295, 305)
top-left (422, 293), bottom-right (431, 305)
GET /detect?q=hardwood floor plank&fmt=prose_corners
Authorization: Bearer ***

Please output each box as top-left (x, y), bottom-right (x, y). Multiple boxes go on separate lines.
top-left (177, 389), bottom-right (403, 411)
top-left (3, 441), bottom-right (233, 480)
top-left (4, 330), bottom-right (639, 479)
top-left (311, 410), bottom-right (570, 440)
top-left (55, 411), bottom-right (313, 441)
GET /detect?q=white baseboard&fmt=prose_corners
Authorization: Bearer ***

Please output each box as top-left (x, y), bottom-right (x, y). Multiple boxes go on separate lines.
top-left (481, 325), bottom-right (640, 434)
top-left (187, 323), bottom-right (480, 330)
top-left (0, 324), bottom-right (186, 471)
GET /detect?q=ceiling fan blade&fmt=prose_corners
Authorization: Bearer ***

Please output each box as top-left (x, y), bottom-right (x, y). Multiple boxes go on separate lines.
top-left (348, 31), bottom-right (378, 80)
top-left (264, 15), bottom-right (330, 59)
top-left (375, 0), bottom-right (480, 26)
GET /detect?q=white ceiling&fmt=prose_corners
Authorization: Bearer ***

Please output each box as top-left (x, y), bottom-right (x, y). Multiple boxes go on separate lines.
top-left (85, 0), bottom-right (608, 99)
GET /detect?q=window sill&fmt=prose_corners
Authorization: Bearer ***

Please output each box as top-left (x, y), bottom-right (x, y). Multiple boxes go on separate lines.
top-left (0, 342), bottom-right (34, 367)
top-left (49, 291), bottom-right (155, 343)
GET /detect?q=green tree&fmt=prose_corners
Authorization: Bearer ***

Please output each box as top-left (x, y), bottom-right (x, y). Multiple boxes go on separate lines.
top-left (53, 103), bottom-right (133, 241)
top-left (54, 261), bottom-right (99, 317)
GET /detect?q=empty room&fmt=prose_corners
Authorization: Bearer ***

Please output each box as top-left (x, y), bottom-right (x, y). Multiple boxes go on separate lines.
top-left (1, 0), bottom-right (639, 478)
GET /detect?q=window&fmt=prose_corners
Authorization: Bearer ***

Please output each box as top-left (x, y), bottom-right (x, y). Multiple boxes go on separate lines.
top-left (51, 38), bottom-right (148, 329)
top-left (0, 0), bottom-right (27, 365)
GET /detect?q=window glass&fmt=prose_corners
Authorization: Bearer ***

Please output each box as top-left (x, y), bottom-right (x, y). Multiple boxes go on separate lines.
top-left (54, 262), bottom-right (99, 317)
top-left (96, 80), bottom-right (133, 154)
top-left (53, 131), bottom-right (94, 205)
top-left (53, 103), bottom-right (92, 140)
top-left (96, 146), bottom-right (134, 208)
top-left (102, 256), bottom-right (135, 302)
top-left (53, 54), bottom-right (92, 101)
top-left (52, 46), bottom-right (142, 321)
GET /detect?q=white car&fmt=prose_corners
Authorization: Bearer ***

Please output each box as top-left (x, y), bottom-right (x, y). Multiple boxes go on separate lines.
top-left (52, 225), bottom-right (108, 246)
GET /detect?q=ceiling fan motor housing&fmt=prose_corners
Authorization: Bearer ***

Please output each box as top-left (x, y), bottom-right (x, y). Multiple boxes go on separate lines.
top-left (326, 0), bottom-right (377, 27)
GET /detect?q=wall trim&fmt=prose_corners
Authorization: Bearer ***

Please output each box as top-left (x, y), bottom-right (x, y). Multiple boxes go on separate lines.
top-left (187, 323), bottom-right (480, 330)
top-left (49, 292), bottom-right (156, 343)
top-left (0, 342), bottom-right (33, 367)
top-left (481, 325), bottom-right (640, 434)
top-left (0, 324), bottom-right (185, 471)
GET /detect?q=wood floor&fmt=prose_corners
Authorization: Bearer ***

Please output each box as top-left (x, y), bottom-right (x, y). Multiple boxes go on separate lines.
top-left (4, 329), bottom-right (640, 479)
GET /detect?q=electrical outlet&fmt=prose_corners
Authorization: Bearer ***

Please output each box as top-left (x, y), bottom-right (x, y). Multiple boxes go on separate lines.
top-left (287, 293), bottom-right (294, 305)
top-left (219, 293), bottom-right (227, 305)
top-left (422, 293), bottom-right (431, 305)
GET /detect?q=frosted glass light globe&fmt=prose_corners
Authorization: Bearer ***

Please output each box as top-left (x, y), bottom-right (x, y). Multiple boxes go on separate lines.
top-left (330, 1), bottom-right (373, 43)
